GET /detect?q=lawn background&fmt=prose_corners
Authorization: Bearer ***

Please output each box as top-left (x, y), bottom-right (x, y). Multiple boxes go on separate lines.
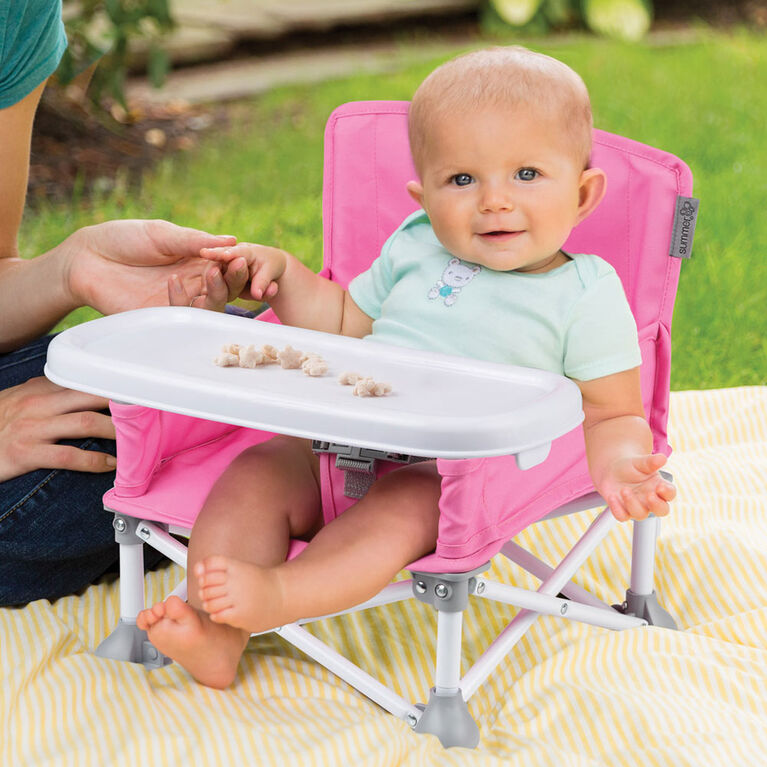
top-left (19, 29), bottom-right (767, 390)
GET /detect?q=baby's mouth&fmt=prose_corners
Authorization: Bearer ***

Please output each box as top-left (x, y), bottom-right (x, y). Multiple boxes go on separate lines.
top-left (478, 230), bottom-right (523, 241)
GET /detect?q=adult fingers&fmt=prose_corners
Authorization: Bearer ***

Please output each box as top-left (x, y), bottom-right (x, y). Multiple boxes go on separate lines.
top-left (13, 377), bottom-right (111, 418)
top-left (199, 243), bottom-right (253, 263)
top-left (146, 220), bottom-right (236, 259)
top-left (36, 411), bottom-right (116, 442)
top-left (169, 273), bottom-right (197, 306)
top-left (30, 443), bottom-right (116, 473)
top-left (221, 257), bottom-right (249, 301)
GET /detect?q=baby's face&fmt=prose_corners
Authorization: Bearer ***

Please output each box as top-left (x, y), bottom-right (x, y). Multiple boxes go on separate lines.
top-left (408, 105), bottom-right (600, 273)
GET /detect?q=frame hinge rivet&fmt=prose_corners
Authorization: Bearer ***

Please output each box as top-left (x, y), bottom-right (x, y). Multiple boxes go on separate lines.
top-left (415, 581), bottom-right (427, 594)
top-left (113, 518), bottom-right (127, 533)
top-left (406, 713), bottom-right (418, 728)
top-left (435, 584), bottom-right (449, 599)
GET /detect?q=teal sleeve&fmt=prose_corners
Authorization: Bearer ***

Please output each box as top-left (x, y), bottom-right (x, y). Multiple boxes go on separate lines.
top-left (0, 0), bottom-right (67, 109)
top-left (563, 270), bottom-right (642, 381)
top-left (347, 233), bottom-right (397, 320)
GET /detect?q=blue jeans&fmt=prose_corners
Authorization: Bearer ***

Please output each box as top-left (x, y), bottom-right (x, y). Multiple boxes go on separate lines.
top-left (0, 335), bottom-right (164, 606)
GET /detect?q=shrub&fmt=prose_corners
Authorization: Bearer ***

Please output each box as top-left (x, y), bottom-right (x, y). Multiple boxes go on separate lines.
top-left (57, 0), bottom-right (174, 105)
top-left (486, 0), bottom-right (654, 41)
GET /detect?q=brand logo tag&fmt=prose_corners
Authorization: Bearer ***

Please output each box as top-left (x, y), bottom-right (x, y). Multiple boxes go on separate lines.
top-left (669, 196), bottom-right (699, 259)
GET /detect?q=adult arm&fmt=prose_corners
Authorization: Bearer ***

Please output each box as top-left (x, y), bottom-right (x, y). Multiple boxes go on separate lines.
top-left (0, 83), bottom-right (246, 352)
top-left (0, 81), bottom-right (72, 349)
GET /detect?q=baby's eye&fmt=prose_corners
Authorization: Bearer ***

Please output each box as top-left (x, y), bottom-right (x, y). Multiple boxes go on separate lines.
top-left (516, 168), bottom-right (539, 182)
top-left (451, 173), bottom-right (474, 187)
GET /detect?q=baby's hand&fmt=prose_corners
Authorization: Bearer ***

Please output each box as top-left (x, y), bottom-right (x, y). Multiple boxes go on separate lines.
top-left (200, 243), bottom-right (288, 301)
top-left (601, 453), bottom-right (676, 522)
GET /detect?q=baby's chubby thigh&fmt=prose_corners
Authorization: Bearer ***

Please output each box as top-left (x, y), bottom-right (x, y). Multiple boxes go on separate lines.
top-left (196, 434), bottom-right (324, 546)
top-left (360, 460), bottom-right (442, 559)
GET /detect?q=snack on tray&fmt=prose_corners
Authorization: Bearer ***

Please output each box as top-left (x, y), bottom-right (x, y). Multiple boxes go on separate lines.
top-left (301, 355), bottom-right (328, 377)
top-left (214, 344), bottom-right (388, 390)
top-left (213, 351), bottom-right (239, 367)
top-left (214, 343), bottom-right (279, 368)
top-left (277, 345), bottom-right (303, 369)
top-left (352, 377), bottom-right (392, 397)
top-left (238, 345), bottom-right (266, 368)
top-left (261, 344), bottom-right (279, 363)
top-left (338, 371), bottom-right (363, 385)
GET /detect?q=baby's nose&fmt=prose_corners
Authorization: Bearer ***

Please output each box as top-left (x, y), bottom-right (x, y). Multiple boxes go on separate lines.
top-left (479, 185), bottom-right (514, 212)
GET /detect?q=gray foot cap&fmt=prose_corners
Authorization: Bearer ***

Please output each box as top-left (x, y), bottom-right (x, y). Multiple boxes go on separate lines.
top-left (95, 619), bottom-right (172, 669)
top-left (619, 589), bottom-right (678, 629)
top-left (413, 688), bottom-right (479, 749)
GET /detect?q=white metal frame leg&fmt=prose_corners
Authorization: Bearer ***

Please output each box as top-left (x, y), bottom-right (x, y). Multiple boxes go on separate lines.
top-left (408, 572), bottom-right (481, 748)
top-left (278, 623), bottom-right (422, 725)
top-left (620, 512), bottom-right (677, 629)
top-left (118, 540), bottom-right (145, 620)
top-left (95, 512), bottom-right (173, 668)
top-left (630, 515), bottom-right (659, 595)
top-left (435, 611), bottom-right (464, 694)
top-left (461, 508), bottom-right (618, 700)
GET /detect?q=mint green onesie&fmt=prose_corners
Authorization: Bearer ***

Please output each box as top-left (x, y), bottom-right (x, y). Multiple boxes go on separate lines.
top-left (348, 209), bottom-right (641, 381)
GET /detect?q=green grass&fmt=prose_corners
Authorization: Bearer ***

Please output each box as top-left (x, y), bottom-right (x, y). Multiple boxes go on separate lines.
top-left (20, 29), bottom-right (767, 389)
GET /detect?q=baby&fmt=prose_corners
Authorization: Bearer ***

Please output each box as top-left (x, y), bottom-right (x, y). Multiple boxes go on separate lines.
top-left (137, 46), bottom-right (675, 689)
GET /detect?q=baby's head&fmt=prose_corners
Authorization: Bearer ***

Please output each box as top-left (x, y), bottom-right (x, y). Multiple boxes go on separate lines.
top-left (406, 47), bottom-right (606, 273)
top-left (409, 47), bottom-right (593, 175)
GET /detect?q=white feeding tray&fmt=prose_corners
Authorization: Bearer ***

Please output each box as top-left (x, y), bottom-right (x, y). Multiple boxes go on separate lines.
top-left (45, 307), bottom-right (583, 463)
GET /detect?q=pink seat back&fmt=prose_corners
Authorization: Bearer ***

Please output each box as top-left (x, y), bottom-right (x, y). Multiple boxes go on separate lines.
top-left (321, 101), bottom-right (692, 454)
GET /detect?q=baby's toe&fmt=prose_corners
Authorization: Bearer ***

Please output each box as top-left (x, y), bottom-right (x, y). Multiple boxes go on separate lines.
top-left (202, 594), bottom-right (235, 616)
top-left (197, 569), bottom-right (229, 589)
top-left (163, 595), bottom-right (190, 620)
top-left (136, 610), bottom-right (151, 630)
top-left (199, 583), bottom-right (229, 602)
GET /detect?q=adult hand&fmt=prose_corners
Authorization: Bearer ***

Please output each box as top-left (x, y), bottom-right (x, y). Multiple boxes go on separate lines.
top-left (0, 377), bottom-right (116, 482)
top-left (64, 219), bottom-right (239, 315)
top-left (167, 257), bottom-right (250, 312)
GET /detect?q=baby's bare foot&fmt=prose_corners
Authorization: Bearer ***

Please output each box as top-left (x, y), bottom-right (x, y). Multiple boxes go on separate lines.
top-left (137, 601), bottom-right (166, 631)
top-left (195, 556), bottom-right (287, 634)
top-left (140, 595), bottom-right (248, 689)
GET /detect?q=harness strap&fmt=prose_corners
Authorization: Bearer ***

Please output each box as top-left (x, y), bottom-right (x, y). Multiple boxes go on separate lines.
top-left (312, 441), bottom-right (430, 499)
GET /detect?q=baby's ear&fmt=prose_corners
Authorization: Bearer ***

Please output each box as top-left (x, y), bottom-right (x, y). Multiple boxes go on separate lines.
top-left (406, 180), bottom-right (425, 207)
top-left (576, 167), bottom-right (607, 224)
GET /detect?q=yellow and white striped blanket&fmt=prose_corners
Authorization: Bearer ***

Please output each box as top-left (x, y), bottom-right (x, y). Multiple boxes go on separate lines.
top-left (2, 387), bottom-right (766, 766)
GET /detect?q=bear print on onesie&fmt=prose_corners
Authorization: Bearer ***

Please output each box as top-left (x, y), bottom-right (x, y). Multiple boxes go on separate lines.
top-left (428, 258), bottom-right (482, 306)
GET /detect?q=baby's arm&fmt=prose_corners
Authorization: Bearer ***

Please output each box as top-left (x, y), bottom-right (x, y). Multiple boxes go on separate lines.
top-left (200, 243), bottom-right (372, 337)
top-left (576, 368), bottom-right (676, 522)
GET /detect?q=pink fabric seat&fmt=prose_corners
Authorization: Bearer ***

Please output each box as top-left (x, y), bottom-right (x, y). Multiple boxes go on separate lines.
top-left (104, 101), bottom-right (691, 574)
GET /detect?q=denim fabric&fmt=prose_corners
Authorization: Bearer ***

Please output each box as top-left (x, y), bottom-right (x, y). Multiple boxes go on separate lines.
top-left (0, 335), bottom-right (163, 606)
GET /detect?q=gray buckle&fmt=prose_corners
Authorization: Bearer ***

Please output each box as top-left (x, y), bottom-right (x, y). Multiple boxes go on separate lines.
top-left (312, 441), bottom-right (428, 499)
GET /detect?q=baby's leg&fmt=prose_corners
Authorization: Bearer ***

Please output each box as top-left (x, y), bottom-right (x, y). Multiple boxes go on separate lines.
top-left (136, 436), bottom-right (321, 688)
top-left (196, 461), bottom-right (442, 633)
